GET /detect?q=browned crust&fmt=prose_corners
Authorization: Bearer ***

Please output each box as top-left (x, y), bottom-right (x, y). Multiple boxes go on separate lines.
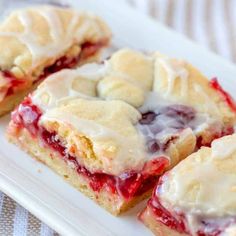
top-left (0, 81), bottom-right (41, 117)
top-left (7, 127), bottom-right (152, 216)
top-left (139, 206), bottom-right (189, 236)
top-left (0, 47), bottom-right (103, 117)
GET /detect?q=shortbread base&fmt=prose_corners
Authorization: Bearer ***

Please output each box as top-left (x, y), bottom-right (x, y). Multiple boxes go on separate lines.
top-left (139, 206), bottom-right (189, 236)
top-left (7, 127), bottom-right (152, 215)
top-left (0, 82), bottom-right (41, 117)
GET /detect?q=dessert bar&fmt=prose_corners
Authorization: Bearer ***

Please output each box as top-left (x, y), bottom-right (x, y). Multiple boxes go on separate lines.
top-left (0, 5), bottom-right (111, 115)
top-left (7, 49), bottom-right (236, 215)
top-left (139, 134), bottom-right (236, 236)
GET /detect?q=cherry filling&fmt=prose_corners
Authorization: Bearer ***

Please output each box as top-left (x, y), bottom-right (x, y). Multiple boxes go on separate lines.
top-left (41, 128), bottom-right (163, 199)
top-left (138, 105), bottom-right (196, 154)
top-left (196, 125), bottom-right (234, 149)
top-left (11, 97), bottom-right (168, 200)
top-left (80, 41), bottom-right (105, 61)
top-left (140, 175), bottom-right (188, 234)
top-left (39, 41), bottom-right (105, 80)
top-left (2, 71), bottom-right (27, 96)
top-left (210, 78), bottom-right (236, 113)
top-left (138, 103), bottom-right (234, 152)
top-left (2, 40), bottom-right (106, 97)
top-left (148, 195), bottom-right (187, 234)
top-left (197, 223), bottom-right (222, 236)
top-left (41, 129), bottom-right (160, 199)
top-left (11, 96), bottom-right (42, 136)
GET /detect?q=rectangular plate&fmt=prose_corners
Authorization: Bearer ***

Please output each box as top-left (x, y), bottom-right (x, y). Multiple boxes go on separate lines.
top-left (0, 1), bottom-right (236, 235)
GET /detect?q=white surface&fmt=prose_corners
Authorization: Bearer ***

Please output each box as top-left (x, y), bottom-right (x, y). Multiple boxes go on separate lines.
top-left (123, 0), bottom-right (236, 62)
top-left (0, 0), bottom-right (236, 235)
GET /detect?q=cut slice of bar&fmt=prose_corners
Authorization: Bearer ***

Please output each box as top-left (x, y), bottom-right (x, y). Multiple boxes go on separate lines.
top-left (7, 49), bottom-right (236, 215)
top-left (139, 134), bottom-right (236, 236)
top-left (0, 5), bottom-right (111, 115)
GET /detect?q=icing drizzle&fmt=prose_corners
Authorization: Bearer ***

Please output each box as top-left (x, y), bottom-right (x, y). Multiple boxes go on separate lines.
top-left (32, 63), bottom-right (107, 111)
top-left (158, 134), bottom-right (236, 234)
top-left (40, 108), bottom-right (146, 175)
top-left (0, 6), bottom-right (103, 68)
top-left (158, 57), bottom-right (189, 97)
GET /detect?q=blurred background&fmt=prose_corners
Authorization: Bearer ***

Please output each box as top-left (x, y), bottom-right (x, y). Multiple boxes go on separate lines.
top-left (0, 0), bottom-right (235, 236)
top-left (1, 0), bottom-right (235, 63)
top-left (125, 0), bottom-right (236, 63)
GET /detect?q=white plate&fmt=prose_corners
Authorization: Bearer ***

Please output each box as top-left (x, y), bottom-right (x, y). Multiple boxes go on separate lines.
top-left (0, 1), bottom-right (236, 235)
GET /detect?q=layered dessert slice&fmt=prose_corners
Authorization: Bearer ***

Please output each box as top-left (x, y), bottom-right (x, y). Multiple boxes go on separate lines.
top-left (0, 5), bottom-right (111, 115)
top-left (7, 49), bottom-right (236, 215)
top-left (139, 134), bottom-right (236, 236)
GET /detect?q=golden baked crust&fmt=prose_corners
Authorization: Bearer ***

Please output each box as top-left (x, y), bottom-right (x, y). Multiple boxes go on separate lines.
top-left (0, 5), bottom-right (111, 74)
top-left (40, 98), bottom-right (145, 176)
top-left (7, 127), bottom-right (151, 216)
top-left (32, 67), bottom-right (100, 111)
top-left (0, 80), bottom-right (40, 115)
top-left (165, 128), bottom-right (196, 169)
top-left (0, 5), bottom-right (111, 115)
top-left (97, 48), bottom-right (153, 107)
top-left (160, 134), bottom-right (236, 216)
top-left (153, 53), bottom-right (236, 127)
top-left (97, 49), bottom-right (235, 129)
top-left (141, 134), bottom-right (236, 235)
top-left (140, 206), bottom-right (188, 236)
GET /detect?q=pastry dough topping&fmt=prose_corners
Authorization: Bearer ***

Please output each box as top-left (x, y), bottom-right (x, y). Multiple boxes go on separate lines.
top-left (149, 134), bottom-right (236, 235)
top-left (11, 49), bottom-right (236, 174)
top-left (8, 49), bottom-right (236, 206)
top-left (0, 6), bottom-right (110, 70)
top-left (157, 57), bottom-right (189, 98)
top-left (0, 5), bottom-right (111, 111)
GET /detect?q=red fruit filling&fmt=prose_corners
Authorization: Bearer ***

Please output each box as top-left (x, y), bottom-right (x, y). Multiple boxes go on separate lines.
top-left (138, 105), bottom-right (196, 154)
top-left (1, 40), bottom-right (106, 98)
top-left (11, 97), bottom-right (169, 200)
top-left (196, 125), bottom-right (234, 149)
top-left (39, 41), bottom-right (106, 80)
top-left (210, 78), bottom-right (236, 113)
top-left (145, 176), bottom-right (188, 234)
top-left (138, 103), bottom-right (234, 153)
top-left (145, 175), bottom-right (235, 236)
top-left (11, 96), bottom-right (42, 136)
top-left (2, 71), bottom-right (27, 97)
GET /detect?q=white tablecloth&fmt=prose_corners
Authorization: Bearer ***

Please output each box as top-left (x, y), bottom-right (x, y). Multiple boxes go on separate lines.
top-left (126, 0), bottom-right (236, 63)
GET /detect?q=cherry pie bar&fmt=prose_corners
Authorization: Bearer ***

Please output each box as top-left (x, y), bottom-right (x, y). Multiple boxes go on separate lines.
top-left (0, 5), bottom-right (111, 115)
top-left (7, 49), bottom-right (236, 215)
top-left (139, 134), bottom-right (236, 236)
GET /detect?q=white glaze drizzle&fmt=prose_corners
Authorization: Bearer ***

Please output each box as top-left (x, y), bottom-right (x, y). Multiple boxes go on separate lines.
top-left (100, 59), bottom-right (149, 91)
top-left (40, 110), bottom-right (146, 175)
top-left (24, 46), bottom-right (231, 183)
top-left (0, 7), bottom-right (101, 68)
top-left (223, 225), bottom-right (236, 236)
top-left (211, 135), bottom-right (236, 159)
top-left (158, 58), bottom-right (189, 97)
top-left (0, 9), bottom-right (65, 67)
top-left (40, 8), bottom-right (63, 42)
top-left (67, 13), bottom-right (79, 35)
top-left (32, 63), bottom-right (107, 111)
top-left (139, 92), bottom-right (173, 113)
top-left (159, 134), bottom-right (236, 234)
top-left (140, 92), bottom-right (221, 137)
